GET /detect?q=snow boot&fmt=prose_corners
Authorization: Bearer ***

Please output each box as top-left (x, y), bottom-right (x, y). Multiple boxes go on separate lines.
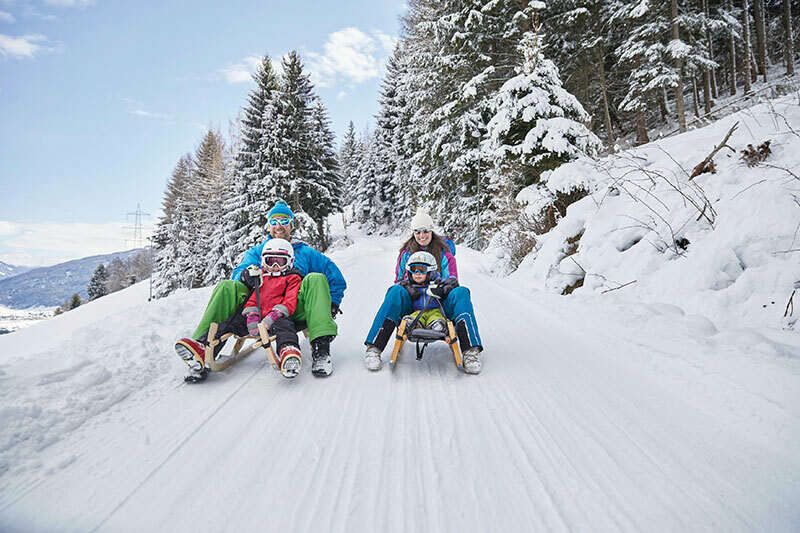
top-left (175, 338), bottom-right (208, 382)
top-left (278, 345), bottom-right (302, 379)
top-left (364, 345), bottom-right (382, 371)
top-left (310, 335), bottom-right (333, 377)
top-left (462, 347), bottom-right (482, 375)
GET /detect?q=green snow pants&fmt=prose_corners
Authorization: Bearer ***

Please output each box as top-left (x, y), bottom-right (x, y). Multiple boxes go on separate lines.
top-left (192, 273), bottom-right (338, 343)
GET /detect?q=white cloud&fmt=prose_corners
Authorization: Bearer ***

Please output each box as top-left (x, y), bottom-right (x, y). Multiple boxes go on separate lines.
top-left (121, 98), bottom-right (172, 120)
top-left (0, 10), bottom-right (15, 23)
top-left (306, 27), bottom-right (396, 88)
top-left (0, 221), bottom-right (153, 267)
top-left (219, 55), bottom-right (262, 84)
top-left (44, 0), bottom-right (94, 6)
top-left (0, 33), bottom-right (47, 58)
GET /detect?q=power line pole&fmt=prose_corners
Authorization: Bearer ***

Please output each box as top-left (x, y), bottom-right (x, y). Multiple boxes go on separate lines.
top-left (124, 203), bottom-right (151, 250)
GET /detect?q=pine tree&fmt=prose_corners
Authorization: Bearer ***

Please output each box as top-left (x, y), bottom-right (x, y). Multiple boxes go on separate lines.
top-left (338, 121), bottom-right (360, 206)
top-left (189, 129), bottom-right (226, 286)
top-left (69, 293), bottom-right (82, 310)
top-left (222, 56), bottom-right (281, 264)
top-left (353, 131), bottom-right (381, 232)
top-left (87, 264), bottom-right (109, 300)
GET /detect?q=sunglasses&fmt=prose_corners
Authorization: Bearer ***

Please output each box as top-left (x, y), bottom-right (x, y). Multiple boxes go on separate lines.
top-left (263, 255), bottom-right (289, 267)
top-left (268, 217), bottom-right (292, 227)
top-left (413, 228), bottom-right (432, 235)
top-left (408, 264), bottom-right (430, 274)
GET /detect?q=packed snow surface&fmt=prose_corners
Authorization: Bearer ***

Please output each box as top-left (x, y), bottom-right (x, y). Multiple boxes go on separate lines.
top-left (1, 233), bottom-right (799, 532)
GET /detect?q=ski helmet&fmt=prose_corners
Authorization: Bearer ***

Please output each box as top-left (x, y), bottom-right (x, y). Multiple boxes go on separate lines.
top-left (405, 251), bottom-right (437, 280)
top-left (261, 238), bottom-right (294, 276)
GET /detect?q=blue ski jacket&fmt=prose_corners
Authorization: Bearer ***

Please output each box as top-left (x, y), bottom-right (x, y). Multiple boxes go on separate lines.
top-left (230, 238), bottom-right (347, 306)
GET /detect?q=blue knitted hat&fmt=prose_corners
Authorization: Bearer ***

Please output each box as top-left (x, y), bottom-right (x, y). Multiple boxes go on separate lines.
top-left (267, 200), bottom-right (295, 221)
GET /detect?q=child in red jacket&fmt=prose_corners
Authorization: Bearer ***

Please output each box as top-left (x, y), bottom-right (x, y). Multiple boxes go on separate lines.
top-left (241, 238), bottom-right (303, 378)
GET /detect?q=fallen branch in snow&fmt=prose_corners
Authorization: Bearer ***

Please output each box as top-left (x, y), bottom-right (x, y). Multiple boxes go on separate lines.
top-left (601, 280), bottom-right (637, 294)
top-left (785, 290), bottom-right (796, 318)
top-left (731, 179), bottom-right (769, 199)
top-left (689, 122), bottom-right (738, 180)
top-left (760, 163), bottom-right (800, 182)
top-left (773, 249), bottom-right (800, 254)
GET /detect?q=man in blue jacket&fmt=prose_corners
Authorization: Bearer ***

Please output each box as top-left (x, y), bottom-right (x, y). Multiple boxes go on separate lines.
top-left (175, 200), bottom-right (346, 378)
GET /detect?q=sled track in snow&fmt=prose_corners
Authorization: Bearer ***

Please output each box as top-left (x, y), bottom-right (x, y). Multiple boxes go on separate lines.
top-left (90, 359), bottom-right (272, 532)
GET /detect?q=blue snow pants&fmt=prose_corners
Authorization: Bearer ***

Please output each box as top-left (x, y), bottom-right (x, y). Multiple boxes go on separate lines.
top-left (364, 284), bottom-right (483, 351)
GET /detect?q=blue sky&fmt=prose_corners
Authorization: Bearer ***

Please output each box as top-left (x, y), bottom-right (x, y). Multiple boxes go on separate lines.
top-left (0, 0), bottom-right (403, 266)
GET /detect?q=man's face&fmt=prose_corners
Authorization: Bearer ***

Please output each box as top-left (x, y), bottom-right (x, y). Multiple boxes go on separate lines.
top-left (268, 217), bottom-right (292, 240)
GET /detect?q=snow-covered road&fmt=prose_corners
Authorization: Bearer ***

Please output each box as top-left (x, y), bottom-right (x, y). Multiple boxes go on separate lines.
top-left (1, 237), bottom-right (799, 532)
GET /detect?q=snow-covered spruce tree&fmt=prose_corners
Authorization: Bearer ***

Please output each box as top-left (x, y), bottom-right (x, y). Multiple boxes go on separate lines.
top-left (265, 51), bottom-right (340, 249)
top-left (486, 31), bottom-right (601, 191)
top-left (305, 97), bottom-right (342, 249)
top-left (188, 129), bottom-right (226, 287)
top-left (398, 0), bottom-right (540, 245)
top-left (484, 29), bottom-right (601, 243)
top-left (353, 130), bottom-right (381, 233)
top-left (221, 56), bottom-right (281, 265)
top-left (152, 155), bottom-right (194, 298)
top-left (542, 0), bottom-right (622, 146)
top-left (87, 263), bottom-right (109, 300)
top-left (338, 121), bottom-right (360, 207)
top-left (204, 117), bottom-right (241, 285)
top-left (372, 45), bottom-right (406, 232)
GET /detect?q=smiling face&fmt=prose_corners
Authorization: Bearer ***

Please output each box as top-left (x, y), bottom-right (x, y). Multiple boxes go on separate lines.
top-left (411, 271), bottom-right (428, 284)
top-left (269, 221), bottom-right (292, 240)
top-left (413, 229), bottom-right (432, 246)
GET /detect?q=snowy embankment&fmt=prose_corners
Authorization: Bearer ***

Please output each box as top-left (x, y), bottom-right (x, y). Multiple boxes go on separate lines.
top-left (1, 230), bottom-right (799, 531)
top-left (504, 95), bottom-right (800, 332)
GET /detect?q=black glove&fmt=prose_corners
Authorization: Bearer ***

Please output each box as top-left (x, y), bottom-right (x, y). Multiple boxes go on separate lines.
top-left (331, 303), bottom-right (342, 319)
top-left (430, 277), bottom-right (459, 299)
top-left (240, 266), bottom-right (261, 290)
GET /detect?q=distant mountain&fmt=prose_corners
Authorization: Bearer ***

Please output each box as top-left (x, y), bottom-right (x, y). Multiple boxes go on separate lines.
top-left (0, 261), bottom-right (32, 280)
top-left (0, 250), bottom-right (144, 309)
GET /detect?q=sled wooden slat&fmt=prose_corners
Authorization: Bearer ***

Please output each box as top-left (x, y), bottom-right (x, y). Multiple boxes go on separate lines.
top-left (204, 321), bottom-right (277, 372)
top-left (446, 320), bottom-right (462, 369)
top-left (389, 319), bottom-right (407, 368)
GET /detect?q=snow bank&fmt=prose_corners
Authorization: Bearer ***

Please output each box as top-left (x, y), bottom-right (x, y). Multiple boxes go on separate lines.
top-left (512, 95), bottom-right (800, 330)
top-left (0, 282), bottom-right (211, 477)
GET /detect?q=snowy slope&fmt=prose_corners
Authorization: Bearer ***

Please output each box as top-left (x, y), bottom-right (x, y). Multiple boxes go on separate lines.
top-left (1, 235), bottom-right (799, 532)
top-left (503, 95), bottom-right (800, 331)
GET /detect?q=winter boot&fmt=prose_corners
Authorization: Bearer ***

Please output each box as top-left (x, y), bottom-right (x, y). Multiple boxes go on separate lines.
top-left (364, 345), bottom-right (382, 371)
top-left (175, 338), bottom-right (208, 383)
top-left (278, 344), bottom-right (302, 379)
top-left (310, 335), bottom-right (334, 377)
top-left (462, 347), bottom-right (482, 375)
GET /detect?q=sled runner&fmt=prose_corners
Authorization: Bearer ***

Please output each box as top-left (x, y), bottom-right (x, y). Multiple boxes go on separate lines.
top-left (388, 316), bottom-right (463, 371)
top-left (204, 321), bottom-right (280, 372)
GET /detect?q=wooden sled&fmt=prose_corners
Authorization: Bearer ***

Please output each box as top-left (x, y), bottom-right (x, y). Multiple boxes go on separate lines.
top-left (204, 321), bottom-right (279, 372)
top-left (388, 318), bottom-right (463, 371)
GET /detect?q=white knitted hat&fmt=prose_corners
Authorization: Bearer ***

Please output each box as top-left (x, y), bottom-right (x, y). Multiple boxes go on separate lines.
top-left (410, 208), bottom-right (435, 232)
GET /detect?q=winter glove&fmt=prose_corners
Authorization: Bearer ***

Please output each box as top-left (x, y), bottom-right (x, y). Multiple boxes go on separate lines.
top-left (240, 265), bottom-right (262, 290)
top-left (429, 277), bottom-right (458, 299)
top-left (260, 309), bottom-right (283, 331)
top-left (331, 303), bottom-right (342, 320)
top-left (246, 312), bottom-right (261, 337)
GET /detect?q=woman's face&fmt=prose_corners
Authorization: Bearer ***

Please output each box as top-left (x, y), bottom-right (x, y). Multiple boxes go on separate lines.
top-left (413, 229), bottom-right (432, 246)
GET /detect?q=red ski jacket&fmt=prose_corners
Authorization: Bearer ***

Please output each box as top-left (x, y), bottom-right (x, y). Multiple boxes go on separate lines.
top-left (242, 270), bottom-right (302, 319)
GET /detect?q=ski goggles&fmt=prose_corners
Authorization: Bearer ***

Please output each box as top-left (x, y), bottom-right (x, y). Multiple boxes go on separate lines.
top-left (408, 264), bottom-right (431, 274)
top-left (263, 255), bottom-right (289, 267)
top-left (413, 227), bottom-right (432, 235)
top-left (268, 216), bottom-right (292, 227)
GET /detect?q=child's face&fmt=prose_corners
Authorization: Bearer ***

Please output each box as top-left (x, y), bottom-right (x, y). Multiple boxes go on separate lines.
top-left (411, 271), bottom-right (427, 284)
